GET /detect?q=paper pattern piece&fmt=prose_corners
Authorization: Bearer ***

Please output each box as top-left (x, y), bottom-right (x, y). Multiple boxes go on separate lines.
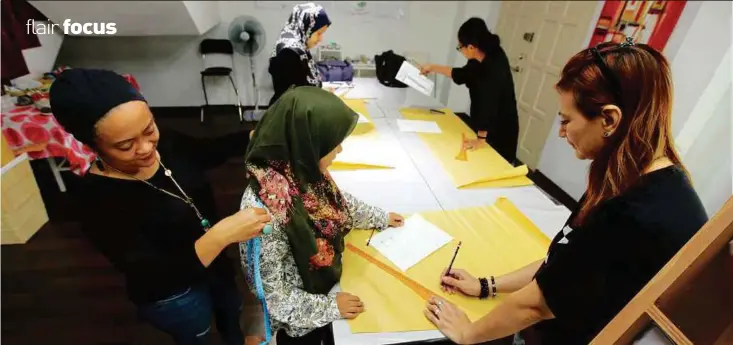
top-left (400, 107), bottom-right (533, 189)
top-left (340, 197), bottom-right (551, 333)
top-left (396, 119), bottom-right (442, 134)
top-left (330, 99), bottom-right (396, 170)
top-left (370, 214), bottom-right (453, 271)
top-left (395, 61), bottom-right (435, 97)
top-left (357, 112), bottom-right (370, 124)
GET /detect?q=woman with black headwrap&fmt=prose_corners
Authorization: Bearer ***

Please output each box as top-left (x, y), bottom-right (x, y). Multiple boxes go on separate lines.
top-left (268, 2), bottom-right (331, 106)
top-left (49, 68), bottom-right (270, 345)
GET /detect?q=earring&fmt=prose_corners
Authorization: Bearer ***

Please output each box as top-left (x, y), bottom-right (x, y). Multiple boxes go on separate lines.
top-left (603, 131), bottom-right (611, 138)
top-left (94, 156), bottom-right (106, 171)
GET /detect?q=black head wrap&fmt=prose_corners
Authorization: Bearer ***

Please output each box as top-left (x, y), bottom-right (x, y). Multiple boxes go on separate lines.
top-left (49, 68), bottom-right (146, 148)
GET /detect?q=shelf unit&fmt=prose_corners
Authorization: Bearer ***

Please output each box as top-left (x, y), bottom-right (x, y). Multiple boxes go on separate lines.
top-left (317, 48), bottom-right (343, 61)
top-left (592, 197), bottom-right (733, 344)
top-left (351, 63), bottom-right (376, 78)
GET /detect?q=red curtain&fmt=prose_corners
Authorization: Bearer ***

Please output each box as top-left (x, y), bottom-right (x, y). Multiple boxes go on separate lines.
top-left (1, 0), bottom-right (48, 85)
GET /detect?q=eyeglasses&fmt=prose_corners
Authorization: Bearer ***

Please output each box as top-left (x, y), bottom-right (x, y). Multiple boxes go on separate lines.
top-left (590, 36), bottom-right (635, 106)
top-left (456, 44), bottom-right (464, 51)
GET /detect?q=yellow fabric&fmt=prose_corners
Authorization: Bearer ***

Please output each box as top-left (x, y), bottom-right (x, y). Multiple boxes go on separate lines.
top-left (330, 99), bottom-right (396, 171)
top-left (399, 108), bottom-right (533, 188)
top-left (340, 198), bottom-right (551, 333)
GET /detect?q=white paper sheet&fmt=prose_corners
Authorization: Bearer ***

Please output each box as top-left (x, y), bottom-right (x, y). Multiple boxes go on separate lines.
top-left (357, 112), bottom-right (370, 124)
top-left (396, 119), bottom-right (442, 134)
top-left (395, 61), bottom-right (435, 97)
top-left (369, 214), bottom-right (453, 271)
top-left (323, 81), bottom-right (355, 97)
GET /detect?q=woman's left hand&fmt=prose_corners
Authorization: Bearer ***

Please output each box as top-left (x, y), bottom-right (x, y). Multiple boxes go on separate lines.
top-left (388, 212), bottom-right (405, 227)
top-left (424, 296), bottom-right (472, 344)
top-left (464, 138), bottom-right (487, 151)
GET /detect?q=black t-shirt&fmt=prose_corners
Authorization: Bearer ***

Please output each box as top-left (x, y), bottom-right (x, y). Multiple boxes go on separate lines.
top-left (533, 165), bottom-right (708, 344)
top-left (73, 129), bottom-right (250, 305)
top-left (451, 48), bottom-right (519, 162)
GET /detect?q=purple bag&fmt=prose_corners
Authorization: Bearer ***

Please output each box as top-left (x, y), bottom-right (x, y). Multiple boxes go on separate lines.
top-left (316, 60), bottom-right (354, 82)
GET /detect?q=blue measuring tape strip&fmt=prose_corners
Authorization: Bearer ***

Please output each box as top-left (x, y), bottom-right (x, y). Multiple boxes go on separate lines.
top-left (246, 198), bottom-right (274, 345)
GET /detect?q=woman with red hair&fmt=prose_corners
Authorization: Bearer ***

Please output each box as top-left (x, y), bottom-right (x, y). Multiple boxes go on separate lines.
top-left (423, 39), bottom-right (708, 344)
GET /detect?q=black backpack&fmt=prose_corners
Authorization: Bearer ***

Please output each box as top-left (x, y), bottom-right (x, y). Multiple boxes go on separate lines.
top-left (374, 50), bottom-right (408, 88)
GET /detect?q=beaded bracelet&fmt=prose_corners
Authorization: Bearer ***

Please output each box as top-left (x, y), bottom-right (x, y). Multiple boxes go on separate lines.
top-left (478, 277), bottom-right (489, 299)
top-left (490, 276), bottom-right (497, 298)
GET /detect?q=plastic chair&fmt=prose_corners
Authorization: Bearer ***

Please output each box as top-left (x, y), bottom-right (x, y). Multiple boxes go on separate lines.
top-left (199, 39), bottom-right (243, 123)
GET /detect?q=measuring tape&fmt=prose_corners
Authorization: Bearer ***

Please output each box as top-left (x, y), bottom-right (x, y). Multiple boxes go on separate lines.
top-left (245, 198), bottom-right (274, 345)
top-left (345, 243), bottom-right (435, 300)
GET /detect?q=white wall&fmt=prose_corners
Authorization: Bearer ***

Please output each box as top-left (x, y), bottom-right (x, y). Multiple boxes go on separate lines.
top-left (183, 1), bottom-right (221, 34)
top-left (536, 1), bottom-right (733, 216)
top-left (680, 75), bottom-right (731, 217)
top-left (667, 1), bottom-right (730, 138)
top-left (536, 0), bottom-right (604, 199)
top-left (13, 21), bottom-right (65, 81)
top-left (54, 1), bottom-right (463, 108)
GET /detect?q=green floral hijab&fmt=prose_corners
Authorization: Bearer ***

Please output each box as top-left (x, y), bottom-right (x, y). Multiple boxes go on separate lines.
top-left (245, 86), bottom-right (358, 294)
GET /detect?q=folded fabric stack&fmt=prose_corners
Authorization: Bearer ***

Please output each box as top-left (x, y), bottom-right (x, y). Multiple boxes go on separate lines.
top-left (2, 66), bottom-right (68, 114)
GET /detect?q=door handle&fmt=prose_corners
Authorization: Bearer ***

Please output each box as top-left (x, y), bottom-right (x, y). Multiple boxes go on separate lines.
top-left (523, 32), bottom-right (535, 43)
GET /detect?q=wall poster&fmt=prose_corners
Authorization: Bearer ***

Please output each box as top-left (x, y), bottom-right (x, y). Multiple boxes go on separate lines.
top-left (588, 0), bottom-right (687, 51)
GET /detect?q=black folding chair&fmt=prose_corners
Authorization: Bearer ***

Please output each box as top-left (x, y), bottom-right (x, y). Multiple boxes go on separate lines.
top-left (199, 39), bottom-right (242, 123)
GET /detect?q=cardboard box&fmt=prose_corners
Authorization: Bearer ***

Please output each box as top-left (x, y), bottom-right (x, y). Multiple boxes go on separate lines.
top-left (1, 153), bottom-right (48, 244)
top-left (1, 132), bottom-right (15, 166)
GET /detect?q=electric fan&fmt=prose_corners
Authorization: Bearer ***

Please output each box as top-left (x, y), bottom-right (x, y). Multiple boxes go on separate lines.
top-left (228, 16), bottom-right (266, 120)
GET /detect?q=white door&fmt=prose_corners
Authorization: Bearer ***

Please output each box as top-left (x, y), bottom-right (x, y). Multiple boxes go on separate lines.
top-left (494, 1), bottom-right (599, 169)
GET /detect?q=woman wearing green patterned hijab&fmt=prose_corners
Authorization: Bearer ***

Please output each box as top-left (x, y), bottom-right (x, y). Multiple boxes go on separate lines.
top-left (239, 86), bottom-right (404, 344)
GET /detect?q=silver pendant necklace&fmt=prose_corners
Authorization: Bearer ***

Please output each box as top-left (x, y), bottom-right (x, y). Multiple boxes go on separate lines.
top-left (102, 155), bottom-right (211, 230)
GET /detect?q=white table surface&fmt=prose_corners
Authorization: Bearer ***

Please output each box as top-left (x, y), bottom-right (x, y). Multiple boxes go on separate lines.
top-left (325, 78), bottom-right (571, 345)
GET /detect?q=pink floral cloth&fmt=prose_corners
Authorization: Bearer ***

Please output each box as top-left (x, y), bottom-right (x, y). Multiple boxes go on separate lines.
top-left (2, 105), bottom-right (95, 175)
top-left (1, 74), bottom-right (139, 175)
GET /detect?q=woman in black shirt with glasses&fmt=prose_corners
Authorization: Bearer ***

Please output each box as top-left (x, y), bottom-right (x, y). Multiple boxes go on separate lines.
top-left (420, 17), bottom-right (519, 165)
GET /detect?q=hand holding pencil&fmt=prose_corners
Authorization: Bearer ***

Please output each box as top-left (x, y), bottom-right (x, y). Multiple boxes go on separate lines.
top-left (440, 268), bottom-right (481, 297)
top-left (366, 212), bottom-right (405, 246)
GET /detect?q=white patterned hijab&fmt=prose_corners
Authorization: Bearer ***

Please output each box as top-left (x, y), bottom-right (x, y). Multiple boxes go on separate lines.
top-left (272, 3), bottom-right (331, 86)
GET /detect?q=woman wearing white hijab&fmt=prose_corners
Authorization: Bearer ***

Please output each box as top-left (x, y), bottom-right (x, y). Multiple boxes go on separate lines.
top-left (268, 3), bottom-right (331, 106)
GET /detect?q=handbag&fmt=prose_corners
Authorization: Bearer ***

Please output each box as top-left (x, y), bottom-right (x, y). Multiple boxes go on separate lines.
top-left (374, 50), bottom-right (408, 88)
top-left (316, 60), bottom-right (355, 82)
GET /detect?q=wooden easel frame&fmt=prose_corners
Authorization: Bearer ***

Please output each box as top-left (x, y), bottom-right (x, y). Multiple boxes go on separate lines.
top-left (592, 197), bottom-right (733, 344)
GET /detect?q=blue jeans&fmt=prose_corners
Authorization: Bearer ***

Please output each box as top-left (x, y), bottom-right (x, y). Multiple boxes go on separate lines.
top-left (137, 277), bottom-right (244, 345)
